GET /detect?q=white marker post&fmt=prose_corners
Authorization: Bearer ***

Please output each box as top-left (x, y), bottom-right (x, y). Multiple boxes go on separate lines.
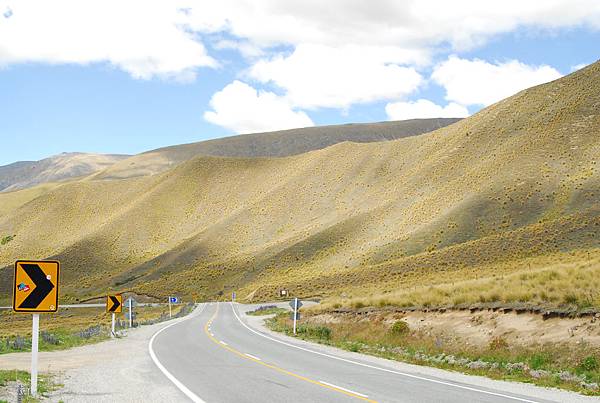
top-left (293, 297), bottom-right (298, 336)
top-left (168, 297), bottom-right (172, 319)
top-left (111, 312), bottom-right (116, 338)
top-left (31, 313), bottom-right (40, 397)
top-left (128, 298), bottom-right (133, 328)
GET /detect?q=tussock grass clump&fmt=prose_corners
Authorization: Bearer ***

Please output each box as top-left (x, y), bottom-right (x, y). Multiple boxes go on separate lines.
top-left (321, 252), bottom-right (600, 312)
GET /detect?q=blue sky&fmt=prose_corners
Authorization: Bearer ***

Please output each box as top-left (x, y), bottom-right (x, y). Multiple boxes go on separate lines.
top-left (1, 1), bottom-right (599, 165)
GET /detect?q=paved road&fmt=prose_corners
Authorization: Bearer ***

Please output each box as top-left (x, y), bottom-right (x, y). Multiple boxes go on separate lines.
top-left (149, 302), bottom-right (569, 403)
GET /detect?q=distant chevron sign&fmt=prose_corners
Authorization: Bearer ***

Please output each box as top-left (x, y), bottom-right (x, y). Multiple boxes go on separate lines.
top-left (13, 260), bottom-right (60, 313)
top-left (107, 294), bottom-right (123, 313)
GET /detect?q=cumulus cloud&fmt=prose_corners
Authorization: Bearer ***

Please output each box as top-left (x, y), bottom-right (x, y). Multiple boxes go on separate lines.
top-left (0, 0), bottom-right (216, 79)
top-left (385, 99), bottom-right (469, 120)
top-left (203, 80), bottom-right (314, 133)
top-left (432, 56), bottom-right (563, 106)
top-left (248, 44), bottom-right (424, 109)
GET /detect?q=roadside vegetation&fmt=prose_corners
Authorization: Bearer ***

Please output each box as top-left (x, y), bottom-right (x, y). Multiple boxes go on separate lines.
top-left (267, 312), bottom-right (600, 396)
top-left (0, 303), bottom-right (192, 354)
top-left (246, 305), bottom-right (288, 316)
top-left (318, 251), bottom-right (600, 313)
top-left (0, 370), bottom-right (60, 402)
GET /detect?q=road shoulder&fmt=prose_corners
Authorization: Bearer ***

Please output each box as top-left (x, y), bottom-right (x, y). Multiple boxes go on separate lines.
top-left (238, 303), bottom-right (598, 403)
top-left (0, 308), bottom-right (202, 402)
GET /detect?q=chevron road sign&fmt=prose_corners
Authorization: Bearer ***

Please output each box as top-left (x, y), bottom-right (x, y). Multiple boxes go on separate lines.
top-left (13, 260), bottom-right (60, 313)
top-left (107, 294), bottom-right (122, 313)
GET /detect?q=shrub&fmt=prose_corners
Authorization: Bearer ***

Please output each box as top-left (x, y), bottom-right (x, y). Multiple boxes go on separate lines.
top-left (0, 235), bottom-right (15, 245)
top-left (578, 356), bottom-right (599, 372)
top-left (390, 320), bottom-right (410, 336)
top-left (312, 326), bottom-right (332, 340)
top-left (529, 353), bottom-right (549, 370)
top-left (489, 336), bottom-right (509, 350)
top-left (295, 325), bottom-right (332, 340)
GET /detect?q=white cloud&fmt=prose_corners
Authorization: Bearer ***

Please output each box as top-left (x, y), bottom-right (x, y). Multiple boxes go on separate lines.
top-left (431, 56), bottom-right (563, 106)
top-left (203, 80), bottom-right (314, 133)
top-left (248, 44), bottom-right (424, 109)
top-left (385, 99), bottom-right (469, 120)
top-left (185, 1), bottom-right (600, 51)
top-left (0, 0), bottom-right (216, 79)
top-left (571, 62), bottom-right (590, 72)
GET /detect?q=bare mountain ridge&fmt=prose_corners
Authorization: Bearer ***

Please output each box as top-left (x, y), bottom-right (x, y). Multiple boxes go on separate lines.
top-left (94, 118), bottom-right (461, 180)
top-left (0, 152), bottom-right (129, 192)
top-left (0, 62), bottom-right (598, 304)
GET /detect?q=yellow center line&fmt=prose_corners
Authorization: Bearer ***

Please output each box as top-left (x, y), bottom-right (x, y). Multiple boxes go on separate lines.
top-left (204, 303), bottom-right (378, 403)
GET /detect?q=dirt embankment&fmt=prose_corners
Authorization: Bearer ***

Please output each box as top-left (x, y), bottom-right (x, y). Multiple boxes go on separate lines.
top-left (310, 309), bottom-right (600, 349)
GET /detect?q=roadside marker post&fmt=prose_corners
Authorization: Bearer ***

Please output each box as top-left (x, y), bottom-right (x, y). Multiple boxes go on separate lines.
top-left (31, 313), bottom-right (39, 396)
top-left (289, 297), bottom-right (303, 335)
top-left (129, 298), bottom-right (132, 327)
top-left (12, 260), bottom-right (60, 397)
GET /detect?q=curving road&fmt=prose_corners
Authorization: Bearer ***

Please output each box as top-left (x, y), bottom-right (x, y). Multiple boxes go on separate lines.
top-left (149, 303), bottom-right (573, 403)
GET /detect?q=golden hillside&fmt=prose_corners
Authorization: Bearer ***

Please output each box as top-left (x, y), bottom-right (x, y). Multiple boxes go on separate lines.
top-left (0, 61), bottom-right (598, 307)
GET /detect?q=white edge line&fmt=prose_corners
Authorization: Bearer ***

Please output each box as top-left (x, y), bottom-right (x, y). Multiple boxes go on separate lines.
top-left (230, 302), bottom-right (539, 403)
top-left (244, 353), bottom-right (261, 361)
top-left (149, 304), bottom-right (207, 403)
top-left (319, 381), bottom-right (369, 398)
top-left (220, 341), bottom-right (228, 346)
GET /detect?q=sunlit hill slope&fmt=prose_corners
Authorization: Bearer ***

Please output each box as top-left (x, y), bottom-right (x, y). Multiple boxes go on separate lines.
top-left (0, 62), bottom-right (598, 308)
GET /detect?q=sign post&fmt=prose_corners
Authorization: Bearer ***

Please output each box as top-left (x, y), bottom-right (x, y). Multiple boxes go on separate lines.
top-left (12, 260), bottom-right (60, 398)
top-left (129, 298), bottom-right (133, 328)
top-left (124, 297), bottom-right (137, 327)
top-left (31, 313), bottom-right (39, 396)
top-left (168, 296), bottom-right (178, 318)
top-left (289, 298), bottom-right (303, 335)
top-left (106, 294), bottom-right (122, 338)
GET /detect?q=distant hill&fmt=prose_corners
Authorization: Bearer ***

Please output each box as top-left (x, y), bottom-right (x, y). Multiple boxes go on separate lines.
top-left (0, 152), bottom-right (129, 192)
top-left (94, 118), bottom-right (461, 179)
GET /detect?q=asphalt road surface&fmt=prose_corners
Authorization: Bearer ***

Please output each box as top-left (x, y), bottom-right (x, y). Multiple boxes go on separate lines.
top-left (149, 302), bottom-right (570, 403)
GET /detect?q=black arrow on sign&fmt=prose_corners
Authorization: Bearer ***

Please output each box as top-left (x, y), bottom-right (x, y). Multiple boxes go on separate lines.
top-left (108, 296), bottom-right (121, 312)
top-left (18, 264), bottom-right (54, 309)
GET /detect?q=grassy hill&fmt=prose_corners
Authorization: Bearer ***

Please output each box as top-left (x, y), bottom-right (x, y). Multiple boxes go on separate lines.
top-left (0, 62), bottom-right (598, 310)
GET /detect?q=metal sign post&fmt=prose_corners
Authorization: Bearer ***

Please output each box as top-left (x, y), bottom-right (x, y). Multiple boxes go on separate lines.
top-left (30, 313), bottom-right (39, 396)
top-left (288, 298), bottom-right (303, 335)
top-left (293, 298), bottom-right (298, 335)
top-left (168, 296), bottom-right (178, 318)
top-left (128, 298), bottom-right (132, 328)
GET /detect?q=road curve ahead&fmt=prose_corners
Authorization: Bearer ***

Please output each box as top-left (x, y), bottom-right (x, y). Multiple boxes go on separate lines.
top-left (150, 303), bottom-right (561, 403)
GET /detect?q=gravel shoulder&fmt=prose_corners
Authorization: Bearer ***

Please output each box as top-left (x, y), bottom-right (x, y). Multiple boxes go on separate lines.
top-left (0, 308), bottom-right (204, 402)
top-left (241, 307), bottom-right (599, 403)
